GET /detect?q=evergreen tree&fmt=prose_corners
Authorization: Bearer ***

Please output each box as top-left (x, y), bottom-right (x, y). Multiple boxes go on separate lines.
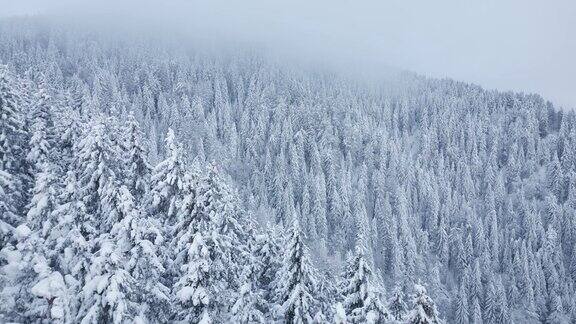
top-left (27, 86), bottom-right (54, 170)
top-left (0, 67), bottom-right (27, 226)
top-left (77, 187), bottom-right (140, 324)
top-left (75, 117), bottom-right (121, 237)
top-left (470, 296), bottom-right (483, 324)
top-left (406, 284), bottom-right (441, 324)
top-left (148, 128), bottom-right (187, 225)
top-left (388, 287), bottom-right (408, 321)
top-left (123, 111), bottom-right (151, 201)
top-left (0, 225), bottom-right (47, 322)
top-left (230, 282), bottom-right (266, 323)
top-left (125, 204), bottom-right (170, 322)
top-left (26, 161), bottom-right (61, 235)
top-left (172, 166), bottom-right (247, 323)
top-left (253, 225), bottom-right (282, 299)
top-left (273, 218), bottom-right (319, 323)
top-left (340, 243), bottom-right (389, 323)
top-left (0, 170), bottom-right (16, 246)
top-left (452, 280), bottom-right (468, 324)
top-left (333, 302), bottom-right (348, 324)
top-left (483, 279), bottom-right (499, 323)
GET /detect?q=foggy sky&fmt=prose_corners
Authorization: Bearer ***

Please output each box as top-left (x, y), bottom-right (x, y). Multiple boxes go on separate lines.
top-left (3, 0), bottom-right (575, 109)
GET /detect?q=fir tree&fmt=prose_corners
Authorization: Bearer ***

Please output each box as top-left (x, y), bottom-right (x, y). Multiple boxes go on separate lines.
top-left (340, 246), bottom-right (389, 323)
top-left (148, 128), bottom-right (187, 225)
top-left (26, 161), bottom-right (61, 235)
top-left (340, 221), bottom-right (388, 324)
top-left (0, 67), bottom-right (27, 226)
top-left (27, 86), bottom-right (54, 170)
top-left (0, 225), bottom-right (47, 322)
top-left (230, 282), bottom-right (266, 323)
top-left (124, 196), bottom-right (170, 322)
top-left (123, 111), bottom-right (151, 201)
top-left (253, 224), bottom-right (282, 299)
top-left (273, 218), bottom-right (319, 323)
top-left (0, 170), bottom-right (16, 246)
top-left (77, 187), bottom-right (140, 324)
top-left (452, 280), bottom-right (468, 324)
top-left (388, 287), bottom-right (408, 321)
top-left (75, 117), bottom-right (121, 237)
top-left (406, 284), bottom-right (441, 324)
top-left (172, 165), bottom-right (247, 323)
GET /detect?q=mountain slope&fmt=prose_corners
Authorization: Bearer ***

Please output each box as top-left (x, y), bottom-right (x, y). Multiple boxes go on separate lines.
top-left (1, 18), bottom-right (575, 323)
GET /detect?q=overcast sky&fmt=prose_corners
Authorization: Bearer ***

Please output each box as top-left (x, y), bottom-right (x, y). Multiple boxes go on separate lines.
top-left (3, 0), bottom-right (575, 109)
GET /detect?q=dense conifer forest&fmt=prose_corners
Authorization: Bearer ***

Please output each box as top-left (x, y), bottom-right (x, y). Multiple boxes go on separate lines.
top-left (1, 19), bottom-right (575, 323)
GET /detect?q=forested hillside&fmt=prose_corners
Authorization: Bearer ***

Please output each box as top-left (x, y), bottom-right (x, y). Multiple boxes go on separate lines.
top-left (1, 19), bottom-right (576, 323)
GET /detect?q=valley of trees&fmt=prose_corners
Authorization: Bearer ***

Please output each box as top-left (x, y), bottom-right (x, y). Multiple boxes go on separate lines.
top-left (1, 19), bottom-right (576, 323)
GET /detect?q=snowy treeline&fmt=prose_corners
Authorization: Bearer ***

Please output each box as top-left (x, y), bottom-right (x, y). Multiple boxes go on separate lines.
top-left (0, 65), bottom-right (432, 324)
top-left (1, 18), bottom-right (576, 323)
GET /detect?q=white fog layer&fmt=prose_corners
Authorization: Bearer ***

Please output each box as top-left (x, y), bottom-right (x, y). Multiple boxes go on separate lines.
top-left (3, 0), bottom-right (576, 110)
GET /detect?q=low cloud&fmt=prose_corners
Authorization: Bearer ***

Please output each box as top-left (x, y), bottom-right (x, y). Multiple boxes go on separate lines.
top-left (3, 0), bottom-right (576, 109)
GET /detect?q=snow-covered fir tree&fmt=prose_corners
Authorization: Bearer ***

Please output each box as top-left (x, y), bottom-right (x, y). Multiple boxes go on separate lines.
top-left (123, 110), bottom-right (152, 201)
top-left (0, 66), bottom-right (28, 227)
top-left (388, 287), bottom-right (408, 322)
top-left (171, 164), bottom-right (248, 322)
top-left (407, 284), bottom-right (441, 324)
top-left (148, 128), bottom-right (187, 226)
top-left (339, 230), bottom-right (389, 323)
top-left (272, 217), bottom-right (320, 323)
top-left (76, 187), bottom-right (140, 323)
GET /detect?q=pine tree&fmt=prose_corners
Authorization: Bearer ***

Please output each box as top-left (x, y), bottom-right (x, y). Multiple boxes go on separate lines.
top-left (0, 67), bottom-right (25, 170)
top-left (253, 225), bottom-right (282, 297)
top-left (173, 227), bottom-right (214, 323)
top-left (77, 187), bottom-right (140, 324)
top-left (453, 280), bottom-right (468, 324)
top-left (273, 218), bottom-right (319, 323)
top-left (148, 128), bottom-right (187, 225)
top-left (546, 292), bottom-right (568, 324)
top-left (44, 169), bottom-right (90, 270)
top-left (388, 287), bottom-right (408, 321)
top-left (334, 302), bottom-right (348, 324)
top-left (125, 204), bottom-right (170, 322)
top-left (30, 268), bottom-right (71, 323)
top-left (172, 165), bottom-right (247, 323)
top-left (26, 161), bottom-right (61, 235)
top-left (547, 155), bottom-right (562, 200)
top-left (483, 278), bottom-right (497, 323)
top-left (340, 244), bottom-right (389, 323)
top-left (470, 296), bottom-right (483, 324)
top-left (230, 282), bottom-right (266, 323)
top-left (0, 66), bottom-right (27, 227)
top-left (75, 117), bottom-right (121, 237)
top-left (310, 173), bottom-right (328, 247)
top-left (0, 225), bottom-right (48, 322)
top-left (0, 170), bottom-right (16, 246)
top-left (77, 236), bottom-right (136, 324)
top-left (123, 111), bottom-right (151, 201)
top-left (406, 284), bottom-right (441, 324)
top-left (27, 86), bottom-right (54, 170)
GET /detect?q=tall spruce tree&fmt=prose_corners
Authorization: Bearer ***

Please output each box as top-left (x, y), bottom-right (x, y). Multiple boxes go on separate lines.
top-left (0, 66), bottom-right (28, 227)
top-left (406, 284), bottom-right (441, 324)
top-left (340, 246), bottom-right (389, 323)
top-left (123, 111), bottom-right (151, 201)
top-left (340, 223), bottom-right (388, 323)
top-left (148, 128), bottom-right (187, 225)
top-left (172, 165), bottom-right (247, 323)
top-left (273, 217), bottom-right (319, 323)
